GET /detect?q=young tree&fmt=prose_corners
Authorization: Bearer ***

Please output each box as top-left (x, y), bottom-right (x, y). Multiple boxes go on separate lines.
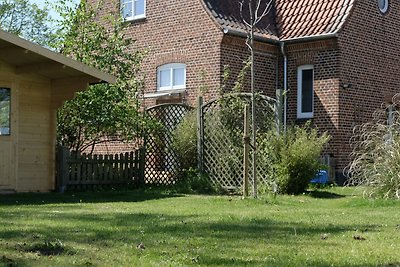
top-left (54, 0), bottom-right (153, 153)
top-left (0, 0), bottom-right (54, 46)
top-left (239, 0), bottom-right (273, 198)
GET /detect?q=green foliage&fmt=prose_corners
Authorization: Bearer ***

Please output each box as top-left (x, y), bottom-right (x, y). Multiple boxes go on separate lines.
top-left (214, 59), bottom-right (251, 155)
top-left (0, 0), bottom-right (54, 46)
top-left (53, 0), bottom-right (153, 153)
top-left (57, 84), bottom-right (156, 153)
top-left (175, 167), bottom-right (216, 194)
top-left (171, 111), bottom-right (217, 194)
top-left (171, 111), bottom-right (198, 171)
top-left (259, 124), bottom-right (330, 195)
top-left (346, 103), bottom-right (400, 199)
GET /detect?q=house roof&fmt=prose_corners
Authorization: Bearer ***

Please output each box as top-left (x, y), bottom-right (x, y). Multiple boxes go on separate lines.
top-left (203, 0), bottom-right (355, 42)
top-left (275, 0), bottom-right (354, 40)
top-left (203, 0), bottom-right (279, 40)
top-left (0, 29), bottom-right (116, 84)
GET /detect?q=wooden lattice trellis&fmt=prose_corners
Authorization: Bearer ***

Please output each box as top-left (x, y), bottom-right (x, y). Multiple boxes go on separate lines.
top-left (145, 103), bottom-right (192, 185)
top-left (201, 93), bottom-right (278, 189)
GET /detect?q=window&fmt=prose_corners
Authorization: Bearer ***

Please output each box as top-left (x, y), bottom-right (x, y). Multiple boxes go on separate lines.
top-left (378, 0), bottom-right (389, 14)
top-left (157, 63), bottom-right (186, 91)
top-left (297, 65), bottom-right (314, 119)
top-left (0, 88), bottom-right (10, 136)
top-left (121, 0), bottom-right (146, 21)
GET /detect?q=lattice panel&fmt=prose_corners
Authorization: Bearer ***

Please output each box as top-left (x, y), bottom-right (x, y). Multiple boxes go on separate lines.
top-left (145, 104), bottom-right (192, 185)
top-left (201, 93), bottom-right (277, 189)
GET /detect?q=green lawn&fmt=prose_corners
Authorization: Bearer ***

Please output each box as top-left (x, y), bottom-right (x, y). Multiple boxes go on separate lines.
top-left (0, 187), bottom-right (399, 267)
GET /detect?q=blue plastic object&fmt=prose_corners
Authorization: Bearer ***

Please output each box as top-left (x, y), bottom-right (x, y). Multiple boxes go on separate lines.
top-left (310, 170), bottom-right (328, 184)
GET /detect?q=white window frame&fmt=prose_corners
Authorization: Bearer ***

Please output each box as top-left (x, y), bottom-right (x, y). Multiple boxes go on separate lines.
top-left (297, 65), bottom-right (314, 119)
top-left (121, 0), bottom-right (146, 21)
top-left (378, 0), bottom-right (389, 14)
top-left (157, 63), bottom-right (186, 91)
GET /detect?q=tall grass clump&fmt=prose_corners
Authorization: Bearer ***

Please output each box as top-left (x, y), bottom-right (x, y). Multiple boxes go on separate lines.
top-left (346, 97), bottom-right (400, 199)
top-left (259, 124), bottom-right (330, 195)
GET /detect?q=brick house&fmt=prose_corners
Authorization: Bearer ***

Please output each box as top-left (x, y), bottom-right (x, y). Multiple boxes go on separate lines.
top-left (92, 0), bottom-right (399, 181)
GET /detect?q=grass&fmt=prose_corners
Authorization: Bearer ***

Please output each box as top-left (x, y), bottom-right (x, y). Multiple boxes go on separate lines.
top-left (0, 187), bottom-right (400, 266)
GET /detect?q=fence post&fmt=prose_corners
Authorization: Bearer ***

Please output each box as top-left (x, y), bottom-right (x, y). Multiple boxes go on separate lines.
top-left (243, 104), bottom-right (250, 197)
top-left (197, 96), bottom-right (204, 173)
top-left (57, 146), bottom-right (69, 193)
top-left (138, 147), bottom-right (145, 187)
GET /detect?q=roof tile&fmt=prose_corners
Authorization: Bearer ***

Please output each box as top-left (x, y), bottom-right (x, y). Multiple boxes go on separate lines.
top-left (203, 0), bottom-right (355, 41)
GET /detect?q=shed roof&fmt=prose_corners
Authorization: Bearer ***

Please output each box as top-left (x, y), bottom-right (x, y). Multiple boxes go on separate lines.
top-left (0, 30), bottom-right (116, 84)
top-left (203, 0), bottom-right (355, 41)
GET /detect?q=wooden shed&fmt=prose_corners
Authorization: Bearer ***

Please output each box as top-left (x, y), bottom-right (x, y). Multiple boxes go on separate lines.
top-left (0, 30), bottom-right (116, 192)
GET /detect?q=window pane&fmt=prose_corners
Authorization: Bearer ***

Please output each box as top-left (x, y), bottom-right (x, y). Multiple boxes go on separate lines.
top-left (134, 0), bottom-right (145, 16)
top-left (173, 68), bottom-right (185, 86)
top-left (0, 88), bottom-right (10, 135)
top-left (301, 69), bottom-right (313, 113)
top-left (122, 0), bottom-right (133, 18)
top-left (159, 69), bottom-right (171, 88)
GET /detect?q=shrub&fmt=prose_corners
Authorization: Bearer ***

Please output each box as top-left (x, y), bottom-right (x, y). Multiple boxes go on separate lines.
top-left (171, 110), bottom-right (198, 171)
top-left (346, 103), bottom-right (400, 199)
top-left (259, 124), bottom-right (330, 195)
top-left (174, 167), bottom-right (216, 194)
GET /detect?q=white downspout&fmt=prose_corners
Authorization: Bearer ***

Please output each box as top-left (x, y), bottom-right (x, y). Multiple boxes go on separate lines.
top-left (280, 42), bottom-right (288, 133)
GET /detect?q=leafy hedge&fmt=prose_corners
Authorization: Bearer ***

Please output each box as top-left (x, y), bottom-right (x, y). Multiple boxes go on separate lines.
top-left (259, 124), bottom-right (330, 195)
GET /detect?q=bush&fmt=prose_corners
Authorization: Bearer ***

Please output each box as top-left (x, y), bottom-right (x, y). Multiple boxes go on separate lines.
top-left (259, 124), bottom-right (330, 195)
top-left (174, 167), bottom-right (216, 194)
top-left (346, 104), bottom-right (400, 199)
top-left (171, 110), bottom-right (198, 171)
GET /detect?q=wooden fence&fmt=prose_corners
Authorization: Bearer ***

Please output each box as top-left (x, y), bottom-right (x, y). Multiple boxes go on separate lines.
top-left (56, 146), bottom-right (144, 191)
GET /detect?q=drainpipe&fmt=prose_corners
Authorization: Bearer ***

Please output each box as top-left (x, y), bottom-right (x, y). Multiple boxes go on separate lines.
top-left (280, 42), bottom-right (288, 133)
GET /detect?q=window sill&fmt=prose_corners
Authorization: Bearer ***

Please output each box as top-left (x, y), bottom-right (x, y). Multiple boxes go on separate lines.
top-left (144, 89), bottom-right (186, 99)
top-left (124, 16), bottom-right (146, 24)
top-left (297, 113), bottom-right (314, 120)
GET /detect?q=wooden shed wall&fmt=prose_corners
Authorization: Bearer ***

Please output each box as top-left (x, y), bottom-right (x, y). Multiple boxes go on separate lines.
top-left (0, 60), bottom-right (55, 192)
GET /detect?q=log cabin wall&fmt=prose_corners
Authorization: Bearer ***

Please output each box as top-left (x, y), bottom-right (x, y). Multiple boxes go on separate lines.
top-left (0, 60), bottom-right (55, 192)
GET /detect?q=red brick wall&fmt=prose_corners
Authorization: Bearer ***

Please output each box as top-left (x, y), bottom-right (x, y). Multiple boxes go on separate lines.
top-left (89, 0), bottom-right (224, 107)
top-left (337, 0), bottom-right (400, 171)
top-left (220, 35), bottom-right (279, 98)
top-left (284, 39), bottom-right (340, 170)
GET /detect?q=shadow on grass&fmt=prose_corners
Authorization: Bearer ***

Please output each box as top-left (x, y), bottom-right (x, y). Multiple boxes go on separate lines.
top-left (199, 255), bottom-right (382, 267)
top-left (307, 190), bottom-right (345, 199)
top-left (0, 188), bottom-right (183, 206)
top-left (0, 203), bottom-right (390, 266)
top-left (0, 211), bottom-right (383, 245)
